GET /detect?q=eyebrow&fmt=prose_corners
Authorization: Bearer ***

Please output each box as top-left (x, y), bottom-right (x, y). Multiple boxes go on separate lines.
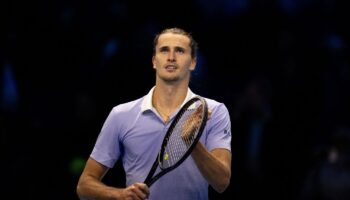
top-left (159, 46), bottom-right (186, 51)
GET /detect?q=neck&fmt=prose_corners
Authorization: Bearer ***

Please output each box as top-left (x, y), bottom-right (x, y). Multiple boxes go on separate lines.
top-left (152, 84), bottom-right (188, 123)
top-left (153, 85), bottom-right (187, 108)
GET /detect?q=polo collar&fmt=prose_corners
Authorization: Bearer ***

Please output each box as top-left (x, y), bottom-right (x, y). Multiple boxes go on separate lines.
top-left (141, 86), bottom-right (196, 112)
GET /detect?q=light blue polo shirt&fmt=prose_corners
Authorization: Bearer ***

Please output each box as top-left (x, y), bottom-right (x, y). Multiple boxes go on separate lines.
top-left (90, 87), bottom-right (231, 200)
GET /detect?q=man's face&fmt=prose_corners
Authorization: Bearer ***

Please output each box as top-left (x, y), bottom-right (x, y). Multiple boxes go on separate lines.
top-left (152, 33), bottom-right (196, 83)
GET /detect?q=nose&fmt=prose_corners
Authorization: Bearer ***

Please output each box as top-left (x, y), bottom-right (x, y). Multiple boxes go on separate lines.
top-left (167, 50), bottom-right (176, 62)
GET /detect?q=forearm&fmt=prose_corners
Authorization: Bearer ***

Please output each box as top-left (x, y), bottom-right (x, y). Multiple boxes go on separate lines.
top-left (77, 176), bottom-right (122, 200)
top-left (191, 143), bottom-right (231, 193)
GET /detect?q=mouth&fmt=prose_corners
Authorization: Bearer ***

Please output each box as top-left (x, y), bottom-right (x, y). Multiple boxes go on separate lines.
top-left (165, 64), bottom-right (177, 72)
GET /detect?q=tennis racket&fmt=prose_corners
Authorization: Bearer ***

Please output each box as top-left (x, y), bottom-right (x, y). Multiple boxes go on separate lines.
top-left (144, 96), bottom-right (208, 187)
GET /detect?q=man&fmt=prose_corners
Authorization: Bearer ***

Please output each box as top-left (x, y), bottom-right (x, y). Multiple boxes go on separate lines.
top-left (76, 27), bottom-right (232, 200)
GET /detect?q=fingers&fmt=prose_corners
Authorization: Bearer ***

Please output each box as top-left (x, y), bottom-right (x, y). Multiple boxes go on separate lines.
top-left (181, 104), bottom-right (209, 143)
top-left (193, 104), bottom-right (203, 119)
top-left (181, 106), bottom-right (202, 139)
top-left (134, 183), bottom-right (149, 198)
top-left (125, 183), bottom-right (149, 200)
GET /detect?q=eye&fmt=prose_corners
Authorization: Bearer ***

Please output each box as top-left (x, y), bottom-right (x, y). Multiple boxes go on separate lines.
top-left (175, 48), bottom-right (185, 54)
top-left (159, 47), bottom-right (169, 53)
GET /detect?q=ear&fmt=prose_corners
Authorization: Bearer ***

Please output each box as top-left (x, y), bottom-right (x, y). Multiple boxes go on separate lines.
top-left (189, 58), bottom-right (197, 71)
top-left (152, 56), bottom-right (156, 69)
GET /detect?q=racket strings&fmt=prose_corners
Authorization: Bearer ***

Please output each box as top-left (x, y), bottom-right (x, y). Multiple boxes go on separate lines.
top-left (160, 101), bottom-right (204, 169)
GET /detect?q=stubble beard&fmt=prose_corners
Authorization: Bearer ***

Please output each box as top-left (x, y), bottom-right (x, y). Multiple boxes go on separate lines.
top-left (157, 71), bottom-right (180, 83)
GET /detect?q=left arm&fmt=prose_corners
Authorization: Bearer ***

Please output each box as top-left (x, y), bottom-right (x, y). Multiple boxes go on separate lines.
top-left (191, 143), bottom-right (231, 193)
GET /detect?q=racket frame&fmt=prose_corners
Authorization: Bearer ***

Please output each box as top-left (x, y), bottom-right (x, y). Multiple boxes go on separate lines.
top-left (144, 96), bottom-right (208, 187)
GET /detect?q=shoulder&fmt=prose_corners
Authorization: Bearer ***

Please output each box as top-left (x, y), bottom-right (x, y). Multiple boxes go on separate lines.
top-left (110, 96), bottom-right (144, 115)
top-left (202, 97), bottom-right (229, 112)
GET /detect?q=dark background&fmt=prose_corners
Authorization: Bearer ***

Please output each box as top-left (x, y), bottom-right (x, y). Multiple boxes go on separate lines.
top-left (2, 0), bottom-right (350, 199)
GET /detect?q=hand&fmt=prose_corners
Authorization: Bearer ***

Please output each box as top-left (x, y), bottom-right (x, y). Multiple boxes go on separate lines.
top-left (181, 105), bottom-right (212, 143)
top-left (120, 183), bottom-right (149, 200)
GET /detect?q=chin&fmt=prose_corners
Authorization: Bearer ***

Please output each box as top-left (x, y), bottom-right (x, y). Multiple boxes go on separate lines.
top-left (162, 76), bottom-right (179, 83)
